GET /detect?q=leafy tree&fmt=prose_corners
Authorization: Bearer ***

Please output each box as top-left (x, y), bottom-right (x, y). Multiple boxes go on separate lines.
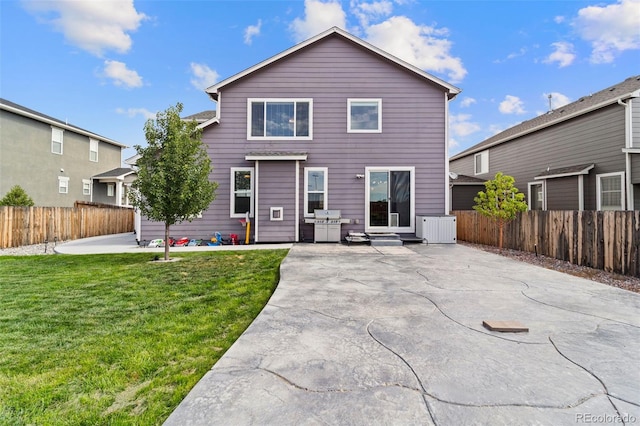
top-left (473, 172), bottom-right (527, 249)
top-left (130, 103), bottom-right (217, 260)
top-left (0, 185), bottom-right (35, 207)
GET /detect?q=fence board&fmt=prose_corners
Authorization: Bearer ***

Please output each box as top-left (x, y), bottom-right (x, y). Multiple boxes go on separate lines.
top-left (0, 206), bottom-right (134, 249)
top-left (452, 210), bottom-right (639, 278)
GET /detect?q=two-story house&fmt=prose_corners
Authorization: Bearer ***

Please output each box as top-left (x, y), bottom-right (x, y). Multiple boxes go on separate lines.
top-left (138, 27), bottom-right (460, 243)
top-left (0, 98), bottom-right (134, 207)
top-left (449, 75), bottom-right (640, 211)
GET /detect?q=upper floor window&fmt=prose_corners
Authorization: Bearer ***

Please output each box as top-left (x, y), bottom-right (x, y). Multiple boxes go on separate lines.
top-left (52, 127), bottom-right (64, 155)
top-left (248, 99), bottom-right (311, 139)
top-left (474, 150), bottom-right (489, 175)
top-left (348, 99), bottom-right (382, 133)
top-left (597, 172), bottom-right (625, 211)
top-left (230, 168), bottom-right (254, 217)
top-left (89, 139), bottom-right (99, 162)
top-left (304, 167), bottom-right (328, 217)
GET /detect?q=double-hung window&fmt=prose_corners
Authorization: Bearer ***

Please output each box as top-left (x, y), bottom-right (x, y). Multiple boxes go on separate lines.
top-left (248, 99), bottom-right (311, 139)
top-left (348, 99), bottom-right (382, 132)
top-left (231, 168), bottom-right (254, 217)
top-left (474, 150), bottom-right (489, 175)
top-left (304, 167), bottom-right (328, 216)
top-left (89, 139), bottom-right (99, 162)
top-left (58, 176), bottom-right (69, 194)
top-left (597, 172), bottom-right (625, 210)
top-left (82, 179), bottom-right (91, 196)
top-left (52, 127), bottom-right (64, 154)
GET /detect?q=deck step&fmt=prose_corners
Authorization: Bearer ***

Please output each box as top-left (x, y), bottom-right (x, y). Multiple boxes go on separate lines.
top-left (367, 233), bottom-right (403, 246)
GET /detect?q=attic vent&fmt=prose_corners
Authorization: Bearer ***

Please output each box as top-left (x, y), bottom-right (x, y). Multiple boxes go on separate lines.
top-left (609, 87), bottom-right (616, 91)
top-left (579, 98), bottom-right (584, 102)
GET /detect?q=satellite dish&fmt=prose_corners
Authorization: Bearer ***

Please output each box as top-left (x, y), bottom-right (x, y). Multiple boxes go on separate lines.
top-left (449, 172), bottom-right (458, 179)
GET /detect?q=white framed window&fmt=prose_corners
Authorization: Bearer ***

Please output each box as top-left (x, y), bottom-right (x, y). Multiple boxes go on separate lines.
top-left (107, 183), bottom-right (115, 197)
top-left (527, 182), bottom-right (545, 211)
top-left (82, 179), bottom-right (91, 196)
top-left (365, 166), bottom-right (415, 232)
top-left (304, 167), bottom-right (328, 217)
top-left (58, 176), bottom-right (69, 194)
top-left (474, 150), bottom-right (489, 175)
top-left (52, 127), bottom-right (64, 154)
top-left (89, 139), bottom-right (99, 162)
top-left (248, 99), bottom-right (312, 140)
top-left (230, 168), bottom-right (254, 218)
top-left (597, 172), bottom-right (625, 211)
top-left (348, 99), bottom-right (382, 133)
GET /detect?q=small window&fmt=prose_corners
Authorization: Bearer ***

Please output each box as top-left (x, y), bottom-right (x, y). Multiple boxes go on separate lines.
top-left (248, 99), bottom-right (312, 139)
top-left (58, 176), bottom-right (69, 194)
top-left (474, 151), bottom-right (489, 175)
top-left (270, 207), bottom-right (283, 221)
top-left (107, 183), bottom-right (115, 197)
top-left (348, 99), bottom-right (382, 133)
top-left (52, 127), bottom-right (64, 154)
top-left (304, 167), bottom-right (328, 216)
top-left (528, 182), bottom-right (544, 210)
top-left (89, 139), bottom-right (99, 162)
top-left (82, 179), bottom-right (91, 196)
top-left (597, 172), bottom-right (625, 211)
top-left (230, 168), bottom-right (254, 217)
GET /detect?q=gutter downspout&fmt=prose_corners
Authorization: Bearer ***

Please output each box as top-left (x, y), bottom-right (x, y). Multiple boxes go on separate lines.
top-left (618, 99), bottom-right (633, 210)
top-left (444, 92), bottom-right (451, 214)
top-left (254, 161), bottom-right (259, 243)
top-left (295, 160), bottom-right (300, 242)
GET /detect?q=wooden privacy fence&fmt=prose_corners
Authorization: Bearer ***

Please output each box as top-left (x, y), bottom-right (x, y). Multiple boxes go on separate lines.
top-left (0, 206), bottom-right (134, 249)
top-left (452, 210), bottom-right (640, 278)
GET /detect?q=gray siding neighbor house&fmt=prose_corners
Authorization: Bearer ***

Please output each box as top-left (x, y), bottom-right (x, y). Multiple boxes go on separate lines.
top-left (449, 75), bottom-right (640, 211)
top-left (138, 27), bottom-right (460, 243)
top-left (0, 98), bottom-right (133, 207)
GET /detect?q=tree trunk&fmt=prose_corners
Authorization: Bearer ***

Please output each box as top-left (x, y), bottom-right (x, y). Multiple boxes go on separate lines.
top-left (498, 220), bottom-right (504, 249)
top-left (164, 223), bottom-right (170, 261)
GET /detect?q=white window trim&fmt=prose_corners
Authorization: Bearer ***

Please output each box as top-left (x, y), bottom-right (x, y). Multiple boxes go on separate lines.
top-left (58, 176), bottom-right (69, 194)
top-left (347, 98), bottom-right (382, 133)
top-left (364, 166), bottom-right (415, 233)
top-left (527, 181), bottom-right (546, 211)
top-left (230, 167), bottom-right (255, 218)
top-left (82, 179), bottom-right (91, 196)
top-left (596, 171), bottom-right (625, 211)
top-left (89, 139), bottom-right (99, 162)
top-left (52, 127), bottom-right (64, 155)
top-left (247, 98), bottom-right (313, 140)
top-left (107, 183), bottom-right (115, 197)
top-left (270, 207), bottom-right (284, 221)
top-left (474, 150), bottom-right (489, 175)
top-left (304, 167), bottom-right (328, 217)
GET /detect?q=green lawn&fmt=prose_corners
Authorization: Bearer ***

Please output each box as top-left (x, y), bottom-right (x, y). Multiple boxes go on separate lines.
top-left (0, 249), bottom-right (288, 425)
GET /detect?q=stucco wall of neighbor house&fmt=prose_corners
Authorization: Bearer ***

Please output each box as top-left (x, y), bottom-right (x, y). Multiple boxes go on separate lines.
top-left (140, 34), bottom-right (450, 242)
top-left (450, 103), bottom-right (627, 210)
top-left (0, 110), bottom-right (122, 207)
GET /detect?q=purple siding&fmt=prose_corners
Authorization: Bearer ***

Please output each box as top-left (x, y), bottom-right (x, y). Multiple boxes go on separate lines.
top-left (141, 34), bottom-right (450, 242)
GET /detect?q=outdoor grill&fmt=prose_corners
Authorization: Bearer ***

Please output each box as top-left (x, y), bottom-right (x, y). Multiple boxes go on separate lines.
top-left (313, 209), bottom-right (343, 243)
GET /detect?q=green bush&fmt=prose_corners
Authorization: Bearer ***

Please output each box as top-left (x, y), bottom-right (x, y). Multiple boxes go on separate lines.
top-left (0, 185), bottom-right (35, 207)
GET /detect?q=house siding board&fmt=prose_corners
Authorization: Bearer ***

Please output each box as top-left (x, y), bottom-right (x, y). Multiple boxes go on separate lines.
top-left (256, 161), bottom-right (296, 242)
top-left (450, 103), bottom-right (626, 209)
top-left (546, 177), bottom-right (579, 210)
top-left (452, 186), bottom-right (481, 210)
top-left (631, 156), bottom-right (640, 184)
top-left (632, 98), bottom-right (640, 148)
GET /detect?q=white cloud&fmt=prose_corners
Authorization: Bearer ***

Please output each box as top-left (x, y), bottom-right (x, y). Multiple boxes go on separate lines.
top-left (554, 16), bottom-right (566, 24)
top-left (23, 0), bottom-right (147, 56)
top-left (499, 95), bottom-right (526, 115)
top-left (190, 63), bottom-right (220, 90)
top-left (364, 16), bottom-right (467, 82)
top-left (351, 0), bottom-right (393, 28)
top-left (103, 60), bottom-right (143, 88)
top-left (244, 20), bottom-right (262, 45)
top-left (543, 41), bottom-right (576, 67)
top-left (116, 107), bottom-right (156, 120)
top-left (573, 0), bottom-right (640, 63)
top-left (459, 97), bottom-right (476, 108)
top-left (290, 0), bottom-right (347, 42)
top-left (543, 92), bottom-right (571, 110)
top-left (450, 113), bottom-right (481, 138)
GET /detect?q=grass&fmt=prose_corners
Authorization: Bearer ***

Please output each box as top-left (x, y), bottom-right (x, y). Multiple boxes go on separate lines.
top-left (0, 249), bottom-right (288, 425)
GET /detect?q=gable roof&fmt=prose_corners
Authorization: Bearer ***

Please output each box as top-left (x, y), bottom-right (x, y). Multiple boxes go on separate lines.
top-left (205, 26), bottom-right (461, 102)
top-left (0, 98), bottom-right (127, 148)
top-left (92, 167), bottom-right (136, 179)
top-left (450, 75), bottom-right (640, 161)
top-left (183, 110), bottom-right (216, 123)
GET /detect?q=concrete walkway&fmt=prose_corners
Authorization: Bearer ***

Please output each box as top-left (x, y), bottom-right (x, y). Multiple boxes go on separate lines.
top-left (163, 243), bottom-right (640, 425)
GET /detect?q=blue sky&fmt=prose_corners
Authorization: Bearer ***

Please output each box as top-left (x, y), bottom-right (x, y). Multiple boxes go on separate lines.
top-left (1, 0), bottom-right (639, 162)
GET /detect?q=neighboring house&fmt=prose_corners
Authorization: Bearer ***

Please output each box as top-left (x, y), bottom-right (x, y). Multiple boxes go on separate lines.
top-left (138, 27), bottom-right (460, 243)
top-left (0, 98), bottom-right (133, 207)
top-left (449, 75), bottom-right (640, 211)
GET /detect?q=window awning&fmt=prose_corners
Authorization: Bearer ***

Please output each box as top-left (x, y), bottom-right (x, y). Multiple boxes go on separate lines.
top-left (245, 151), bottom-right (308, 161)
top-left (534, 163), bottom-right (594, 180)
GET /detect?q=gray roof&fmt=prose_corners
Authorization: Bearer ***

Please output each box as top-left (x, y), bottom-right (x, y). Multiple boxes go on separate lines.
top-left (183, 110), bottom-right (216, 123)
top-left (534, 163), bottom-right (594, 180)
top-left (451, 174), bottom-right (486, 185)
top-left (0, 98), bottom-right (126, 148)
top-left (92, 167), bottom-right (136, 179)
top-left (451, 75), bottom-right (640, 161)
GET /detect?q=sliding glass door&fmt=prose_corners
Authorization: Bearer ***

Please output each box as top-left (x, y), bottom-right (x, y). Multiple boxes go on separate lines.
top-left (366, 167), bottom-right (414, 232)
